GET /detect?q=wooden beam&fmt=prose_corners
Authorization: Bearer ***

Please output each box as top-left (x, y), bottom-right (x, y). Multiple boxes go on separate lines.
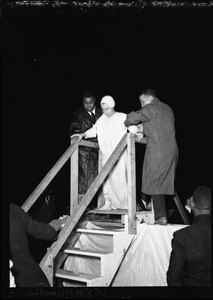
top-left (173, 191), bottom-right (190, 225)
top-left (39, 134), bottom-right (127, 277)
top-left (127, 133), bottom-right (137, 234)
top-left (21, 137), bottom-right (82, 212)
top-left (70, 147), bottom-right (79, 215)
top-left (79, 139), bottom-right (99, 149)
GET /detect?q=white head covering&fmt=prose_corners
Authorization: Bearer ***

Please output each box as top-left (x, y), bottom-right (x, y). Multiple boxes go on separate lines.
top-left (100, 95), bottom-right (115, 108)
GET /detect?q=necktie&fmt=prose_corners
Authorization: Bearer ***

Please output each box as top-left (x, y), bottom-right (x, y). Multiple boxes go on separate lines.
top-left (90, 112), bottom-right (96, 124)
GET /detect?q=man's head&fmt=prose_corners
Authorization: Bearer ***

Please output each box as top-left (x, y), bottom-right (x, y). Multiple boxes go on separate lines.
top-left (139, 89), bottom-right (157, 107)
top-left (191, 186), bottom-right (211, 215)
top-left (82, 90), bottom-right (96, 113)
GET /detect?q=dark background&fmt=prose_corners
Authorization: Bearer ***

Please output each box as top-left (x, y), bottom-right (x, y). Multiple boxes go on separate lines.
top-left (2, 5), bottom-right (212, 215)
top-left (1, 3), bottom-right (212, 298)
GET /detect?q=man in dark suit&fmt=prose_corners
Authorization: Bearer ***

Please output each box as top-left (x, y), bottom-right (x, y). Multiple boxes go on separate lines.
top-left (68, 90), bottom-right (102, 205)
top-left (167, 186), bottom-right (211, 286)
top-left (10, 203), bottom-right (68, 287)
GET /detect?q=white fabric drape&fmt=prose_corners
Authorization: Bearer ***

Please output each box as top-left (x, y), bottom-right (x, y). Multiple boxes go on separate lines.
top-left (10, 260), bottom-right (16, 288)
top-left (85, 112), bottom-right (137, 209)
top-left (63, 222), bottom-right (188, 286)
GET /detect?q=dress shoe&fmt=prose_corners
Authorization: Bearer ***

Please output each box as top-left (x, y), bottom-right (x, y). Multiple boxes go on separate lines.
top-left (154, 216), bottom-right (168, 225)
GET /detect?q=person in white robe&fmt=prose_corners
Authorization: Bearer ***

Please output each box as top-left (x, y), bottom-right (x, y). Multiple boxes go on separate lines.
top-left (71, 95), bottom-right (138, 210)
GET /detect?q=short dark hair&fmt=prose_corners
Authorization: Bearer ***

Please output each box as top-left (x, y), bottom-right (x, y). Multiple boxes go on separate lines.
top-left (139, 89), bottom-right (157, 98)
top-left (82, 90), bottom-right (95, 99)
top-left (193, 186), bottom-right (211, 210)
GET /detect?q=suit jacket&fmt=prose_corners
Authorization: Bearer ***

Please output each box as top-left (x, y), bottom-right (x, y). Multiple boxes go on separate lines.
top-left (167, 214), bottom-right (211, 286)
top-left (10, 204), bottom-right (58, 287)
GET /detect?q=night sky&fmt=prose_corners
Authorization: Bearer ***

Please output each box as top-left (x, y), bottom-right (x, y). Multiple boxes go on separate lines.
top-left (2, 4), bottom-right (212, 213)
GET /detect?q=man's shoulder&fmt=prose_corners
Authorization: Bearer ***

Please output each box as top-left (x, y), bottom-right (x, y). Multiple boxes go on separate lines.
top-left (173, 225), bottom-right (191, 238)
top-left (10, 203), bottom-right (21, 213)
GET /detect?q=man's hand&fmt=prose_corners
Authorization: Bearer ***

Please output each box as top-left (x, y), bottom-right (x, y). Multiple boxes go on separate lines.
top-left (137, 123), bottom-right (143, 132)
top-left (71, 133), bottom-right (85, 139)
top-left (48, 216), bottom-right (69, 232)
top-left (136, 132), bottom-right (144, 141)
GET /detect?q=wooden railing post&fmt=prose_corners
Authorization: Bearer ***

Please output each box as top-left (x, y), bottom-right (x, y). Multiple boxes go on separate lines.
top-left (127, 133), bottom-right (137, 234)
top-left (70, 138), bottom-right (79, 215)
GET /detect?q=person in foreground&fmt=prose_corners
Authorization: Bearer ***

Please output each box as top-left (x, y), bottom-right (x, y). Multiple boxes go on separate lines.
top-left (71, 95), bottom-right (138, 210)
top-left (10, 203), bottom-right (69, 287)
top-left (124, 89), bottom-right (179, 225)
top-left (167, 186), bottom-right (211, 286)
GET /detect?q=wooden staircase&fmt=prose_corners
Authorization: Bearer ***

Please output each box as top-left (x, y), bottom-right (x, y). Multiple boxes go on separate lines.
top-left (21, 133), bottom-right (189, 287)
top-left (55, 225), bottom-right (134, 286)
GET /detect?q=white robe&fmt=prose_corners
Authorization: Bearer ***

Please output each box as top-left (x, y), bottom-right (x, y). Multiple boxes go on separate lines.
top-left (85, 112), bottom-right (137, 209)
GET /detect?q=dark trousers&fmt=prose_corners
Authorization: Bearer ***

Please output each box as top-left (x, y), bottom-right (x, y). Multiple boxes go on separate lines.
top-left (152, 194), bottom-right (166, 220)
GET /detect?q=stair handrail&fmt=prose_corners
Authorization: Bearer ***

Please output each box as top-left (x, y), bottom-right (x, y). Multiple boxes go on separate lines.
top-left (21, 137), bottom-right (83, 212)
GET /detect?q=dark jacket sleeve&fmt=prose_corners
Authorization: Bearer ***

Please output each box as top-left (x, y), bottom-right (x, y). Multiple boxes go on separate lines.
top-left (124, 107), bottom-right (151, 127)
top-left (20, 207), bottom-right (58, 241)
top-left (69, 106), bottom-right (103, 137)
top-left (69, 111), bottom-right (83, 136)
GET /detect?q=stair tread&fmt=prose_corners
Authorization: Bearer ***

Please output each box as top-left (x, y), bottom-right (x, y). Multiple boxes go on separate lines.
top-left (76, 228), bottom-right (124, 235)
top-left (55, 268), bottom-right (102, 282)
top-left (90, 221), bottom-right (124, 228)
top-left (63, 247), bottom-right (112, 256)
top-left (88, 209), bottom-right (152, 215)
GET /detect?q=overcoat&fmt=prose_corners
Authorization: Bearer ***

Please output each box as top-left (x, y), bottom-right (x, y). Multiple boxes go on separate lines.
top-left (68, 105), bottom-right (103, 137)
top-left (68, 105), bottom-right (103, 194)
top-left (125, 97), bottom-right (178, 195)
top-left (167, 214), bottom-right (211, 286)
top-left (10, 204), bottom-right (57, 287)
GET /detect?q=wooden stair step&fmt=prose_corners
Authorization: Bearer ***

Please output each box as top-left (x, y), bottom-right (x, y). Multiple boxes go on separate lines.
top-left (63, 247), bottom-right (112, 257)
top-left (90, 221), bottom-right (124, 228)
top-left (75, 228), bottom-right (124, 235)
top-left (88, 209), bottom-right (152, 215)
top-left (55, 269), bottom-right (103, 283)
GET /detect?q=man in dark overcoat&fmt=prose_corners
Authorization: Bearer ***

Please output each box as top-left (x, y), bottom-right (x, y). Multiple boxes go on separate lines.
top-left (124, 89), bottom-right (179, 225)
top-left (68, 90), bottom-right (102, 204)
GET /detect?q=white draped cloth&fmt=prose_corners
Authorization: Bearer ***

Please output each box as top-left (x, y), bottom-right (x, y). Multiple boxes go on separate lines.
top-left (85, 112), bottom-right (137, 209)
top-left (63, 222), bottom-right (188, 286)
top-left (10, 260), bottom-right (16, 288)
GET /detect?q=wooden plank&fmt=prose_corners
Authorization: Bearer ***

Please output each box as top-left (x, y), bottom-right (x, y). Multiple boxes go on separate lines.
top-left (63, 248), bottom-right (112, 256)
top-left (173, 191), bottom-right (190, 225)
top-left (127, 133), bottom-right (137, 234)
top-left (21, 137), bottom-right (82, 212)
top-left (90, 221), bottom-right (124, 228)
top-left (39, 134), bottom-right (127, 273)
top-left (87, 209), bottom-right (152, 215)
top-left (55, 269), bottom-right (102, 281)
top-left (79, 139), bottom-right (99, 149)
top-left (98, 149), bottom-right (102, 173)
top-left (87, 209), bottom-right (127, 215)
top-left (70, 147), bottom-right (79, 215)
top-left (75, 228), bottom-right (123, 235)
